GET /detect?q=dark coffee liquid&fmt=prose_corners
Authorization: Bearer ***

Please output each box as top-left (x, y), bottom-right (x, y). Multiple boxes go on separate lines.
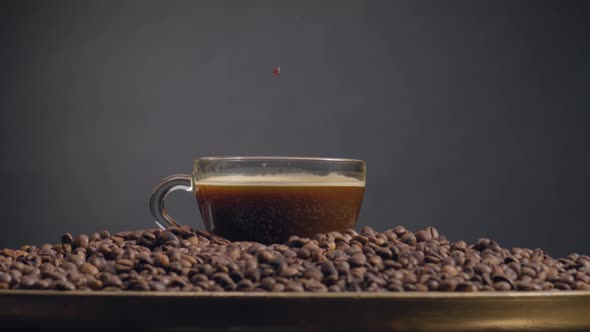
top-left (195, 177), bottom-right (364, 244)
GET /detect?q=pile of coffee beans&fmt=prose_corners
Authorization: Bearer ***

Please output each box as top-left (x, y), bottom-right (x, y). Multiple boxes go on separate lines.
top-left (1, 226), bottom-right (589, 292)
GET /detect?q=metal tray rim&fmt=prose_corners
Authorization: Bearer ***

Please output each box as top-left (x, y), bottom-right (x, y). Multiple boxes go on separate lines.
top-left (2, 289), bottom-right (590, 298)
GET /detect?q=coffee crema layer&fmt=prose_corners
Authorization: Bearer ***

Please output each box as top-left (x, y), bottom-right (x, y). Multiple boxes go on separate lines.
top-left (197, 173), bottom-right (365, 186)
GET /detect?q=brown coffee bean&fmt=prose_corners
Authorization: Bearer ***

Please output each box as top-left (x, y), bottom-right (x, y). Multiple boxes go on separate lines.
top-left (284, 283), bottom-right (304, 292)
top-left (237, 279), bottom-right (254, 291)
top-left (392, 226), bottom-right (408, 236)
top-left (451, 241), bottom-right (467, 252)
top-left (441, 265), bottom-right (458, 277)
top-left (555, 282), bottom-right (571, 290)
top-left (138, 232), bottom-right (156, 246)
top-left (456, 282), bottom-right (477, 292)
top-left (0, 273), bottom-right (11, 284)
top-left (61, 233), bottom-right (73, 245)
top-left (20, 276), bottom-right (36, 289)
top-left (115, 259), bottom-right (134, 272)
top-left (474, 238), bottom-right (491, 251)
top-left (68, 254), bottom-right (85, 266)
top-left (73, 235), bottom-right (89, 249)
top-left (411, 283), bottom-right (426, 291)
top-left (212, 272), bottom-right (236, 289)
top-left (54, 280), bottom-right (76, 291)
top-left (474, 263), bottom-right (492, 275)
top-left (86, 279), bottom-right (103, 290)
top-left (130, 280), bottom-right (150, 291)
top-left (574, 281), bottom-right (590, 290)
top-left (271, 283), bottom-right (285, 292)
top-left (438, 279), bottom-right (458, 291)
top-left (150, 281), bottom-right (167, 291)
top-left (257, 250), bottom-right (277, 264)
top-left (491, 273), bottom-right (514, 286)
top-left (169, 261), bottom-right (183, 274)
top-left (415, 230), bottom-right (432, 242)
top-left (425, 280), bottom-right (439, 290)
top-left (34, 279), bottom-right (51, 289)
top-left (287, 236), bottom-right (308, 248)
top-left (349, 253), bottom-right (366, 267)
top-left (79, 263), bottom-right (99, 275)
top-left (259, 277), bottom-right (275, 290)
top-left (102, 274), bottom-right (122, 287)
top-left (110, 248), bottom-right (124, 259)
top-left (279, 266), bottom-right (299, 278)
top-left (153, 253), bottom-right (170, 268)
top-left (2, 226), bottom-right (590, 293)
top-left (401, 233), bottom-right (416, 245)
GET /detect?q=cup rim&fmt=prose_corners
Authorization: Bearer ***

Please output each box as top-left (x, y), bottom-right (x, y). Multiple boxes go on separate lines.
top-left (197, 156), bottom-right (365, 163)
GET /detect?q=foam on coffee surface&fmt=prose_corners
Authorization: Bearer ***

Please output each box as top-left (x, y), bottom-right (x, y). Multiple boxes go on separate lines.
top-left (198, 173), bottom-right (365, 186)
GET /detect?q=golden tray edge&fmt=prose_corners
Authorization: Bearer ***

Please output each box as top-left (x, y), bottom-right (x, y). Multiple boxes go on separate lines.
top-left (1, 290), bottom-right (590, 331)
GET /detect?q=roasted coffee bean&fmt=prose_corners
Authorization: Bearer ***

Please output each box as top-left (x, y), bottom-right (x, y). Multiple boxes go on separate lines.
top-left (159, 231), bottom-right (179, 245)
top-left (271, 283), bottom-right (285, 292)
top-left (349, 253), bottom-right (366, 267)
top-left (0, 273), bottom-right (11, 284)
top-left (115, 259), bottom-right (134, 272)
top-left (574, 281), bottom-right (590, 290)
top-left (279, 266), bottom-right (299, 278)
top-left (61, 233), bottom-right (73, 245)
top-left (237, 279), bottom-right (254, 290)
top-left (474, 264), bottom-right (492, 275)
top-left (86, 278), bottom-right (103, 290)
top-left (401, 232), bottom-right (416, 245)
top-left (456, 282), bottom-right (477, 292)
top-left (153, 253), bottom-right (170, 268)
top-left (415, 230), bottom-right (432, 242)
top-left (392, 226), bottom-right (407, 236)
top-left (54, 280), bottom-right (76, 291)
top-left (257, 250), bottom-right (277, 265)
top-left (1, 226), bottom-right (589, 292)
top-left (73, 234), bottom-right (89, 249)
top-left (79, 263), bottom-right (99, 276)
top-left (285, 283), bottom-right (304, 292)
top-left (67, 254), bottom-right (84, 266)
top-left (34, 279), bottom-right (51, 289)
top-left (438, 279), bottom-right (458, 292)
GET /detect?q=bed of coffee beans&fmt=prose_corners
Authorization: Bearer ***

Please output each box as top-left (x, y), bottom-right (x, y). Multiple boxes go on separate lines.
top-left (0, 225), bottom-right (589, 292)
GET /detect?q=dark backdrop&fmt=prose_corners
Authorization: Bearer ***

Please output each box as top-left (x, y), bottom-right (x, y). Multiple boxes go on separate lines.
top-left (1, 1), bottom-right (589, 257)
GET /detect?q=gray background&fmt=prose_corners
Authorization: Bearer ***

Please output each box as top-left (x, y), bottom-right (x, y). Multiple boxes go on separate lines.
top-left (1, 1), bottom-right (589, 257)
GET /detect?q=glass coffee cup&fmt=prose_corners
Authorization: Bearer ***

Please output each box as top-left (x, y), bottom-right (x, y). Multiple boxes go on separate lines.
top-left (150, 157), bottom-right (366, 244)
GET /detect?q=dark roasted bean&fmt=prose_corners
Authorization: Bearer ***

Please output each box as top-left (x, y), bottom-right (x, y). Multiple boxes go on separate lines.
top-left (415, 230), bottom-right (432, 242)
top-left (271, 283), bottom-right (285, 292)
top-left (401, 232), bottom-right (416, 245)
top-left (69, 254), bottom-right (85, 266)
top-left (349, 253), bottom-right (366, 267)
top-left (34, 279), bottom-right (52, 289)
top-left (153, 254), bottom-right (170, 268)
top-left (1, 226), bottom-right (589, 293)
top-left (79, 263), bottom-right (99, 276)
top-left (438, 279), bottom-right (458, 292)
top-left (86, 279), bottom-right (103, 290)
top-left (61, 233), bottom-right (73, 245)
top-left (54, 280), bottom-right (76, 291)
top-left (115, 259), bottom-right (134, 272)
top-left (456, 282), bottom-right (477, 292)
top-left (285, 283), bottom-right (304, 292)
top-left (73, 235), bottom-right (89, 249)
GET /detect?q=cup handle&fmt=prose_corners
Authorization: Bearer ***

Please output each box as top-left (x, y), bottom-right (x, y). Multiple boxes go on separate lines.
top-left (149, 174), bottom-right (192, 229)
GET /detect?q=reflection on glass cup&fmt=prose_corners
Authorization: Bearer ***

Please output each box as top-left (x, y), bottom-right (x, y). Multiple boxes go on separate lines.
top-left (150, 157), bottom-right (366, 244)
